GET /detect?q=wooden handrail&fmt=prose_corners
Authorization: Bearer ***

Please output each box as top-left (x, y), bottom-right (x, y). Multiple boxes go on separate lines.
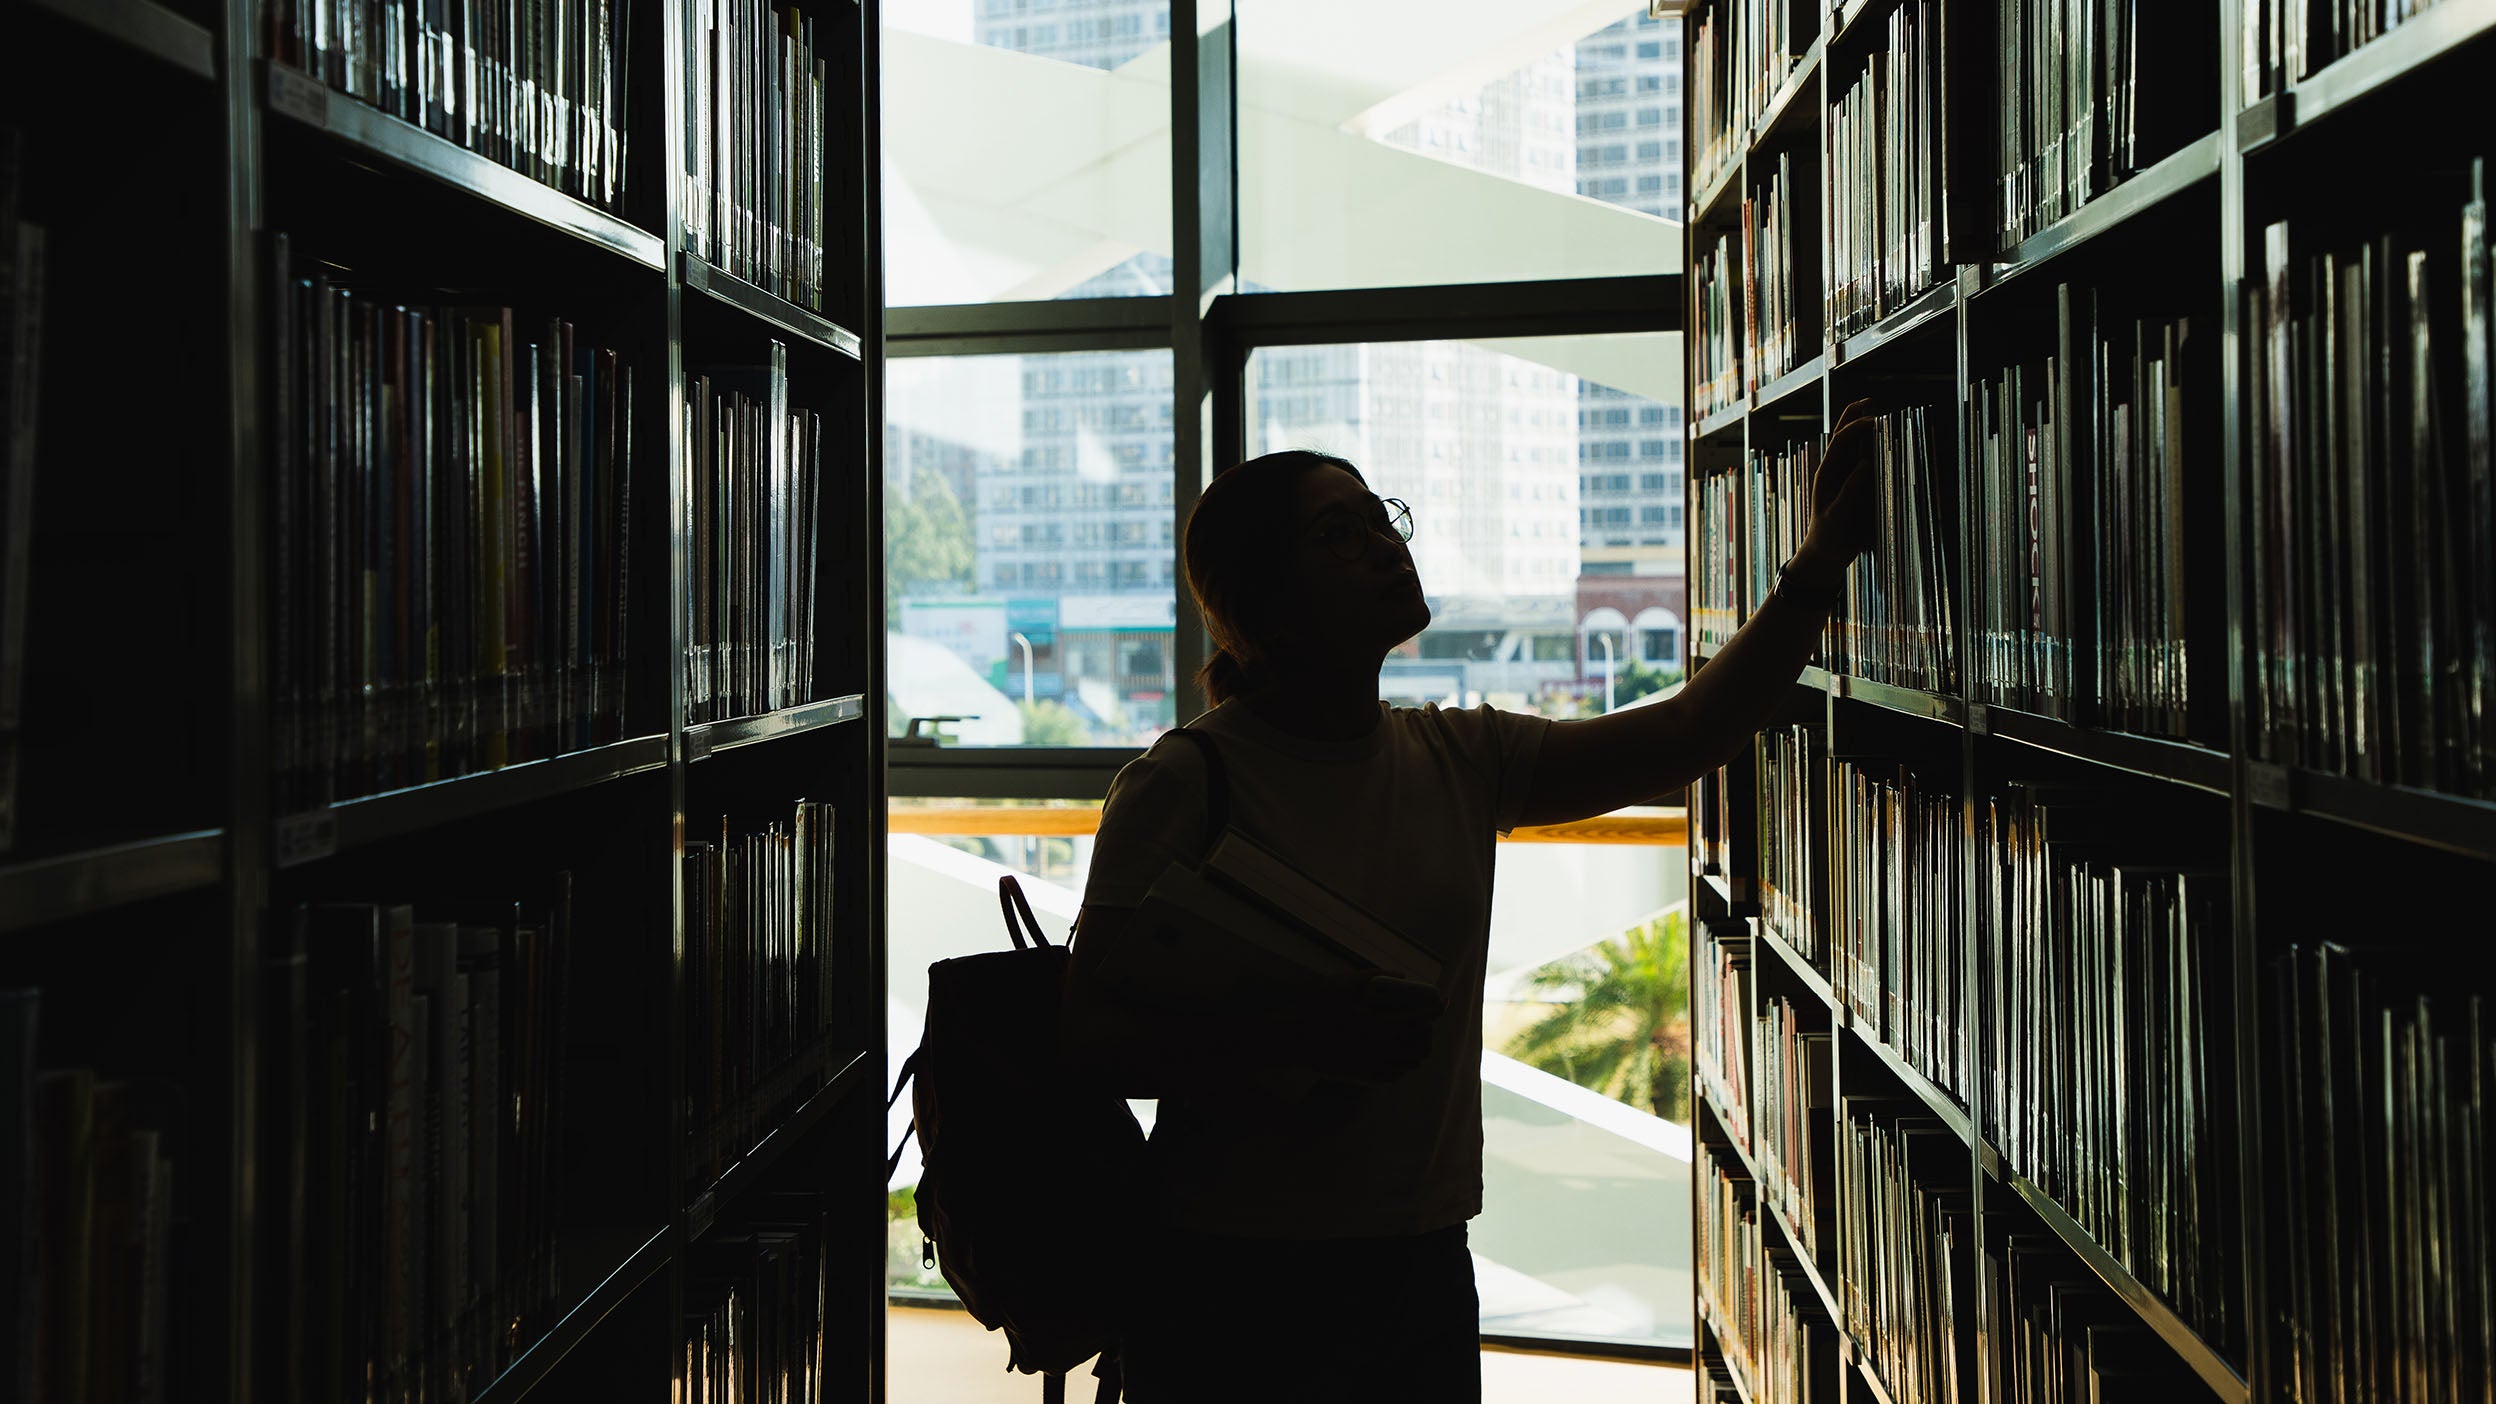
top-left (886, 801), bottom-right (1688, 847)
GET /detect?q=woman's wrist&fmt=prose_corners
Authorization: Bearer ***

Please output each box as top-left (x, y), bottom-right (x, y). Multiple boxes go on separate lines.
top-left (1777, 540), bottom-right (1851, 608)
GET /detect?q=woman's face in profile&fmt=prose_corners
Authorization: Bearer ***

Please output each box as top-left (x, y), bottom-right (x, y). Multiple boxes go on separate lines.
top-left (1277, 466), bottom-right (1433, 660)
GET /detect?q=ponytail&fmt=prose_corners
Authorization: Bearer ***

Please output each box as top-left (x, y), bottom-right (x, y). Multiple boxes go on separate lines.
top-left (1197, 647), bottom-right (1257, 707)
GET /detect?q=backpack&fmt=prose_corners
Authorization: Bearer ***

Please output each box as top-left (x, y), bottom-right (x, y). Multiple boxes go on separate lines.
top-left (887, 875), bottom-right (1147, 1404)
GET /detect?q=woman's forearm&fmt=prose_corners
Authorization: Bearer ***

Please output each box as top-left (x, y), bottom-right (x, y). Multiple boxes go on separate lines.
top-left (1672, 541), bottom-right (1847, 775)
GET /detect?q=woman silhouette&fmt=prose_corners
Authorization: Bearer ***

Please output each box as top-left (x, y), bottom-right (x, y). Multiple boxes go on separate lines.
top-left (1062, 399), bottom-right (1883, 1401)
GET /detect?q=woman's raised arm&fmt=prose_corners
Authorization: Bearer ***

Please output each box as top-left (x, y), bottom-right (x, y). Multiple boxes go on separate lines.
top-left (1517, 400), bottom-right (1883, 828)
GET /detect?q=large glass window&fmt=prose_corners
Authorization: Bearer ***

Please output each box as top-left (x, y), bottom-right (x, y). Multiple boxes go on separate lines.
top-left (1238, 6), bottom-right (1683, 291)
top-left (1248, 334), bottom-right (1685, 718)
top-left (882, 0), bottom-right (1175, 305)
top-left (885, 351), bottom-right (1179, 745)
top-left (885, 799), bottom-right (1694, 1349)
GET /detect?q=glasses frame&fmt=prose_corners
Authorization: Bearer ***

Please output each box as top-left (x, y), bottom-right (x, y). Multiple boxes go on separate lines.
top-left (1308, 495), bottom-right (1415, 561)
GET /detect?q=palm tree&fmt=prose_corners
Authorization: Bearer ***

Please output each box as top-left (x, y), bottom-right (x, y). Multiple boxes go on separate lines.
top-left (1503, 906), bottom-right (1693, 1124)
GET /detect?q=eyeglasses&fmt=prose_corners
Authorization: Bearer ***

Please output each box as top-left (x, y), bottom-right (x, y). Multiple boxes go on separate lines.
top-left (1307, 497), bottom-right (1415, 562)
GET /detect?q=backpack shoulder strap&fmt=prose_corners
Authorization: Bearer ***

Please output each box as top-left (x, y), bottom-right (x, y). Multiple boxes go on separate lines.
top-left (1158, 727), bottom-right (1229, 857)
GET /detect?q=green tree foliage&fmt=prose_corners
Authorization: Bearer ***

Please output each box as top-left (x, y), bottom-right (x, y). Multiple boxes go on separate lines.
top-left (1016, 698), bottom-right (1088, 746)
top-left (884, 469), bottom-right (975, 628)
top-left (1502, 907), bottom-right (1693, 1123)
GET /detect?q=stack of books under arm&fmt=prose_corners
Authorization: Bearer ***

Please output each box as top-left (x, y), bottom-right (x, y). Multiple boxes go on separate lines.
top-left (4, 992), bottom-right (176, 1404)
top-left (1829, 406), bottom-right (1959, 693)
top-left (270, 885), bottom-right (573, 1404)
top-left (1982, 1232), bottom-right (2210, 1402)
top-left (1753, 992), bottom-right (1832, 1262)
top-left (2245, 167), bottom-right (2496, 796)
top-left (269, 236), bottom-right (639, 809)
top-left (1970, 290), bottom-right (2197, 736)
top-left (1827, 0), bottom-right (1944, 342)
top-left (1838, 1098), bottom-right (1973, 1404)
top-left (1745, 151), bottom-right (1803, 390)
top-left (684, 0), bottom-right (832, 310)
top-left (1979, 782), bottom-right (2236, 1351)
top-left (0, 131), bottom-right (42, 854)
top-left (685, 344), bottom-right (826, 726)
top-left (683, 799), bottom-right (839, 1192)
top-left (262, 0), bottom-right (633, 212)
top-left (1695, 231), bottom-right (1745, 421)
top-left (1831, 755), bottom-right (1968, 1103)
top-left (1755, 723), bottom-right (1819, 962)
top-left (1698, 919), bottom-right (1756, 1144)
top-left (1688, 0), bottom-right (1798, 200)
top-left (2242, 0), bottom-right (2455, 100)
top-left (2266, 943), bottom-right (2492, 1404)
top-left (1993, 0), bottom-right (2149, 250)
top-left (679, 1194), bottom-right (834, 1403)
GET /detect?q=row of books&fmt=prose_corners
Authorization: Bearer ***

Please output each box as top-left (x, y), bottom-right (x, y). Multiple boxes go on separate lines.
top-left (1832, 406), bottom-right (1960, 692)
top-left (270, 888), bottom-right (572, 1404)
top-left (1700, 1156), bottom-right (1838, 1404)
top-left (1754, 993), bottom-right (1832, 1263)
top-left (1688, 0), bottom-right (1801, 198)
top-left (686, 350), bottom-right (827, 725)
top-left (1993, 0), bottom-right (2149, 250)
top-left (2243, 0), bottom-right (2454, 99)
top-left (0, 132), bottom-right (41, 854)
top-left (1828, 0), bottom-right (1945, 342)
top-left (2247, 184), bottom-right (2496, 797)
top-left (1698, 919), bottom-right (1755, 1147)
top-left (270, 237), bottom-right (639, 809)
top-left (1745, 151), bottom-right (1805, 392)
top-left (1969, 296), bottom-right (2197, 737)
top-left (1981, 1231), bottom-right (2206, 1402)
top-left (1695, 231), bottom-right (1746, 420)
top-left (684, 0), bottom-right (834, 310)
top-left (678, 1198), bottom-right (834, 1404)
top-left (1979, 783), bottom-right (2235, 1349)
top-left (264, 0), bottom-right (634, 213)
top-left (1755, 723), bottom-right (1817, 962)
top-left (1831, 756), bottom-right (1968, 1103)
top-left (2267, 943), bottom-right (2492, 1404)
top-left (4, 993), bottom-right (176, 1404)
top-left (1837, 1100), bottom-right (1972, 1404)
top-left (1689, 437), bottom-right (1813, 655)
top-left (683, 800), bottom-right (840, 1192)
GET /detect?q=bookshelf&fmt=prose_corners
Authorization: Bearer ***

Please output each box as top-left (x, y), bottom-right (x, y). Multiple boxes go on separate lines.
top-left (1, 0), bottom-right (888, 1395)
top-left (1685, 3), bottom-right (2496, 1404)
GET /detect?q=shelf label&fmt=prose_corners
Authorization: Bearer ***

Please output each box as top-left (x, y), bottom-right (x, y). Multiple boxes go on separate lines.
top-left (275, 809), bottom-right (338, 868)
top-left (2247, 762), bottom-right (2293, 811)
top-left (267, 64), bottom-right (332, 126)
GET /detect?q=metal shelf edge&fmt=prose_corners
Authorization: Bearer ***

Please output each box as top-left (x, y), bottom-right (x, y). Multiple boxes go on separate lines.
top-left (685, 694), bottom-right (868, 761)
top-left (1755, 917), bottom-right (1837, 1010)
top-left (2001, 1171), bottom-right (2250, 1403)
top-left (1978, 132), bottom-right (2224, 295)
top-left (1750, 354), bottom-right (1828, 419)
top-left (467, 1225), bottom-right (672, 1404)
top-left (682, 255), bottom-right (864, 358)
top-left (1840, 1014), bottom-right (1973, 1145)
top-left (280, 735), bottom-right (670, 864)
top-left (2250, 765), bottom-right (2496, 862)
top-left (1831, 281), bottom-right (1957, 369)
top-left (23, 0), bottom-right (215, 77)
top-left (0, 828), bottom-right (227, 934)
top-left (684, 1047), bottom-right (870, 1239)
top-left (1978, 706), bottom-right (2233, 794)
top-left (2265, 0), bottom-right (2496, 142)
top-left (263, 63), bottom-right (665, 270)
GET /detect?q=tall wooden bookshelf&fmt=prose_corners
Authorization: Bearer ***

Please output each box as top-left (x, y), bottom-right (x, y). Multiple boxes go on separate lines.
top-left (1683, 1), bottom-right (2496, 1402)
top-left (0, 0), bottom-right (889, 1396)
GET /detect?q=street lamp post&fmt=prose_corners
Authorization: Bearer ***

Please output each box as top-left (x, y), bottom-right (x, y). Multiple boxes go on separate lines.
top-left (1011, 631), bottom-right (1035, 708)
top-left (1596, 632), bottom-right (1615, 714)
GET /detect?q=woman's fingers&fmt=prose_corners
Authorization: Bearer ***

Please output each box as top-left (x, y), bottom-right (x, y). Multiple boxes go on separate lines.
top-left (1836, 397), bottom-right (1875, 428)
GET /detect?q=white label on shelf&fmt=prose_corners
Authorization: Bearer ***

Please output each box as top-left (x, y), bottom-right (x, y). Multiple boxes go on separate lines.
top-left (274, 810), bottom-right (337, 868)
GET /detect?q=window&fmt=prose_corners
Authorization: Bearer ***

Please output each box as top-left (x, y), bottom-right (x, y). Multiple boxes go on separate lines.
top-left (885, 350), bottom-right (1179, 745)
top-left (884, 2), bottom-right (1175, 304)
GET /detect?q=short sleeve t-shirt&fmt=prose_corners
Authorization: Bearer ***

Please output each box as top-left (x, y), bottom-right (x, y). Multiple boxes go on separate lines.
top-left (1077, 697), bottom-right (1551, 1240)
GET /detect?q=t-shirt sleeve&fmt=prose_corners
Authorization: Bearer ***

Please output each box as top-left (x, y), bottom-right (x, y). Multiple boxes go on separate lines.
top-left (1430, 702), bottom-right (1552, 836)
top-left (1079, 735), bottom-right (1214, 909)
